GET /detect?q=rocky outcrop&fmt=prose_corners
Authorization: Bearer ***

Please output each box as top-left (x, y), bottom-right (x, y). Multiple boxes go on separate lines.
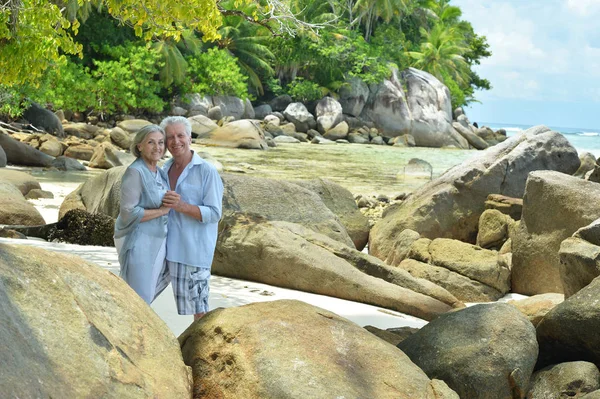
top-left (398, 303), bottom-right (538, 399)
top-left (290, 177), bottom-right (370, 250)
top-left (0, 243), bottom-right (192, 398)
top-left (559, 219), bottom-right (600, 298)
top-left (221, 173), bottom-right (354, 247)
top-left (369, 126), bottom-right (580, 261)
top-left (537, 276), bottom-right (600, 369)
top-left (398, 238), bottom-right (511, 302)
top-left (214, 217), bottom-right (461, 320)
top-left (512, 171), bottom-right (600, 295)
top-left (179, 300), bottom-right (459, 398)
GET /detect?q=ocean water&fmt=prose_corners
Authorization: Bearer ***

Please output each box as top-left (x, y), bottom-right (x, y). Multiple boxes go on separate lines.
top-left (484, 122), bottom-right (600, 158)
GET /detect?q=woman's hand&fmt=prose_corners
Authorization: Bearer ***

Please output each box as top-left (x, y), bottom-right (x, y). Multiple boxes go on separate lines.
top-left (162, 190), bottom-right (182, 211)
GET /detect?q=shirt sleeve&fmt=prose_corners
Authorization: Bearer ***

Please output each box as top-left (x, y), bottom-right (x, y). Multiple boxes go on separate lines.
top-left (118, 168), bottom-right (145, 229)
top-left (198, 165), bottom-right (224, 224)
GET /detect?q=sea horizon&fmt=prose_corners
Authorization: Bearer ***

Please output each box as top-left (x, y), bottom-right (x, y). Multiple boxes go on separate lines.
top-left (482, 121), bottom-right (600, 157)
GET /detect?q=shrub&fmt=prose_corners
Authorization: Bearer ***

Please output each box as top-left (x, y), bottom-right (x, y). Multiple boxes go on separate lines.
top-left (185, 48), bottom-right (248, 98)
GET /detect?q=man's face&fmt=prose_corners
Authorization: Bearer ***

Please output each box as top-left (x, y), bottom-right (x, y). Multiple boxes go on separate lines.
top-left (165, 123), bottom-right (191, 158)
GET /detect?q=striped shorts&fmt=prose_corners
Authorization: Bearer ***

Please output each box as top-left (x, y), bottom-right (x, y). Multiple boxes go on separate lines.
top-left (166, 261), bottom-right (211, 315)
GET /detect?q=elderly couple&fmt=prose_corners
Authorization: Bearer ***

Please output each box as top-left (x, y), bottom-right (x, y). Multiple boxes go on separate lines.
top-left (113, 116), bottom-right (224, 320)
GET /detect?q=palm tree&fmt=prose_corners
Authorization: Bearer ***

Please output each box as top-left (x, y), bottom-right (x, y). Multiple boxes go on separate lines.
top-left (213, 20), bottom-right (275, 96)
top-left (353, 0), bottom-right (409, 41)
top-left (407, 23), bottom-right (469, 85)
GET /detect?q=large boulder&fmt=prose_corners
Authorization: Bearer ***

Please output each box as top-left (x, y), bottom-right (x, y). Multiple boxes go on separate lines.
top-left (0, 169), bottom-right (41, 195)
top-left (195, 119), bottom-right (268, 149)
top-left (283, 102), bottom-right (316, 133)
top-left (574, 152), bottom-right (597, 178)
top-left (361, 68), bottom-right (412, 136)
top-left (0, 182), bottom-right (45, 225)
top-left (369, 126), bottom-right (580, 262)
top-left (0, 243), bottom-right (191, 397)
top-left (537, 276), bottom-right (600, 369)
top-left (214, 217), bottom-right (461, 320)
top-left (188, 114), bottom-right (219, 137)
top-left (0, 131), bottom-right (55, 167)
top-left (88, 141), bottom-right (133, 169)
top-left (315, 97), bottom-right (343, 134)
top-left (290, 178), bottom-right (370, 250)
top-left (402, 68), bottom-right (468, 148)
top-left (398, 303), bottom-right (539, 399)
top-left (338, 76), bottom-right (370, 117)
top-left (116, 119), bottom-right (152, 133)
top-left (512, 171), bottom-right (600, 295)
top-left (59, 166), bottom-right (126, 219)
top-left (212, 95), bottom-right (245, 120)
top-left (22, 102), bottom-right (64, 137)
top-left (221, 173), bottom-right (354, 246)
top-left (453, 121), bottom-right (488, 150)
top-left (179, 300), bottom-right (459, 399)
top-left (559, 236), bottom-right (600, 299)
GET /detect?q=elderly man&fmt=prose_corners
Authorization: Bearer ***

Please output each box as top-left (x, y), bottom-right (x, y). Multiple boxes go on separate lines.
top-left (160, 116), bottom-right (224, 320)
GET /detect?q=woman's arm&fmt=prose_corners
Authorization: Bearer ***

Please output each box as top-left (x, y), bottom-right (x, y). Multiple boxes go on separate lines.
top-left (120, 168), bottom-right (168, 224)
top-left (140, 206), bottom-right (170, 222)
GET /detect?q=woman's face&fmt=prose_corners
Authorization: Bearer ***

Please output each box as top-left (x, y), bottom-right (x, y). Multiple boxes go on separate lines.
top-left (138, 131), bottom-right (165, 163)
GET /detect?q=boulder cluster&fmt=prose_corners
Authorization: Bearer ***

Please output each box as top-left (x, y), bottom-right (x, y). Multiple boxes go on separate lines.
top-left (3, 99), bottom-right (600, 396)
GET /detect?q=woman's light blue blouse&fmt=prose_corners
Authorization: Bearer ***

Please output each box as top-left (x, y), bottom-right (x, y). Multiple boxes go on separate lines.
top-left (162, 151), bottom-right (224, 268)
top-left (114, 158), bottom-right (169, 278)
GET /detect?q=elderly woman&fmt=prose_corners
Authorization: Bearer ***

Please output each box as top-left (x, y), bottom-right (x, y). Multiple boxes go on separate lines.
top-left (114, 124), bottom-right (170, 303)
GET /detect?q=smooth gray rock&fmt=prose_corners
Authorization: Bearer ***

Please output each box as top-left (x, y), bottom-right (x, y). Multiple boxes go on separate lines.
top-left (398, 303), bottom-right (538, 399)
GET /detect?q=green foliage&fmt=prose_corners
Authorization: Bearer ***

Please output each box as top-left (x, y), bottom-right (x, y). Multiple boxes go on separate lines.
top-left (443, 74), bottom-right (465, 108)
top-left (285, 78), bottom-right (324, 102)
top-left (185, 48), bottom-right (248, 98)
top-left (1, 0), bottom-right (493, 116)
top-left (92, 44), bottom-right (166, 115)
top-left (0, 85), bottom-right (27, 119)
top-left (265, 77), bottom-right (284, 96)
top-left (0, 0), bottom-right (82, 85)
top-left (72, 9), bottom-right (140, 67)
top-left (34, 62), bottom-right (98, 112)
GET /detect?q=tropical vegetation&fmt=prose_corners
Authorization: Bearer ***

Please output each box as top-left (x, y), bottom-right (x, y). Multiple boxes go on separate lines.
top-left (0, 0), bottom-right (491, 118)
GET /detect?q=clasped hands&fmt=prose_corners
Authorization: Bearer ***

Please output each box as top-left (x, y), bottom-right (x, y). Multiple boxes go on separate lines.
top-left (162, 190), bottom-right (183, 212)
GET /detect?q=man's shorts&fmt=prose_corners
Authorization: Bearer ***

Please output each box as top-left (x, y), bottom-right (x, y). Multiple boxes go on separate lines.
top-left (167, 261), bottom-right (210, 315)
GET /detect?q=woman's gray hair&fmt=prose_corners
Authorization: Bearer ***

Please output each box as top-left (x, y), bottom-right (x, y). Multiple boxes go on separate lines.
top-left (159, 116), bottom-right (192, 137)
top-left (130, 124), bottom-right (166, 158)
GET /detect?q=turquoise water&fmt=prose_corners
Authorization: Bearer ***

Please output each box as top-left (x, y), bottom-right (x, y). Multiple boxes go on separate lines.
top-left (484, 122), bottom-right (600, 158)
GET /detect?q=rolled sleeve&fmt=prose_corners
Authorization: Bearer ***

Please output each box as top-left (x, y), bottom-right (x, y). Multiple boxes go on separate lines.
top-left (199, 168), bottom-right (223, 223)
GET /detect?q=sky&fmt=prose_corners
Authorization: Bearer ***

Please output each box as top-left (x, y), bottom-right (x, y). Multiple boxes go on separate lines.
top-left (452, 0), bottom-right (600, 130)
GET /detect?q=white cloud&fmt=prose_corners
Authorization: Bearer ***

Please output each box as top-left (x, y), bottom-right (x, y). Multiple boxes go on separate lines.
top-left (452, 0), bottom-right (600, 102)
top-left (566, 0), bottom-right (600, 17)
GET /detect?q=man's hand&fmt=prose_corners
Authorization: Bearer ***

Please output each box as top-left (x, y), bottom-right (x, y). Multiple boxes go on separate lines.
top-left (162, 190), bottom-right (183, 211)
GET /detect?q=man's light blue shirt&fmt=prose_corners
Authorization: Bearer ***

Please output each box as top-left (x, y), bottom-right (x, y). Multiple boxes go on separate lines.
top-left (162, 151), bottom-right (224, 268)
